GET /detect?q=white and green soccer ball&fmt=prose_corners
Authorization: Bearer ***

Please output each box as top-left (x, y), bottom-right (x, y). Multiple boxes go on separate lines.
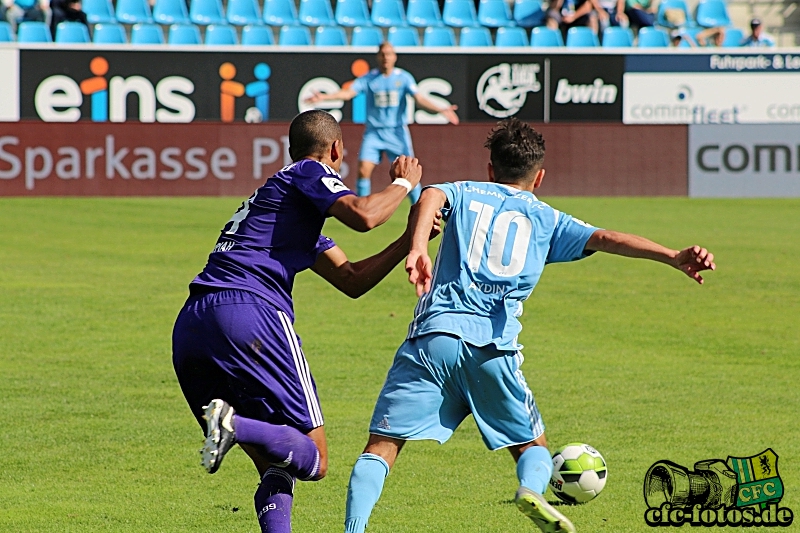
top-left (549, 443), bottom-right (608, 504)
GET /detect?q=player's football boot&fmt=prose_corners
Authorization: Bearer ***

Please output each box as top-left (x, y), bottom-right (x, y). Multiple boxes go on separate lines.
top-left (201, 399), bottom-right (237, 474)
top-left (515, 487), bottom-right (576, 533)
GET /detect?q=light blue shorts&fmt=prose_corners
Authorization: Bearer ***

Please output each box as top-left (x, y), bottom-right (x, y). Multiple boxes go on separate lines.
top-left (359, 125), bottom-right (414, 164)
top-left (369, 333), bottom-right (544, 450)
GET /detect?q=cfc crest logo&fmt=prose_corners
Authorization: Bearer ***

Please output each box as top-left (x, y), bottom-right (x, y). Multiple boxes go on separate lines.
top-left (476, 63), bottom-right (541, 118)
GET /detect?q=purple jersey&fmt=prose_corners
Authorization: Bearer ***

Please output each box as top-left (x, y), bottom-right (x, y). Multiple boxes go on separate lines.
top-left (191, 159), bottom-right (354, 320)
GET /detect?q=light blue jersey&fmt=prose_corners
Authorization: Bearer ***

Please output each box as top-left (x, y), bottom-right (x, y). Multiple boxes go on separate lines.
top-left (408, 181), bottom-right (599, 351)
top-left (351, 68), bottom-right (418, 129)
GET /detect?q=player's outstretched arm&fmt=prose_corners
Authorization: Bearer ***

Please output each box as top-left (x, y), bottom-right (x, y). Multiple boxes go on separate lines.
top-left (405, 187), bottom-right (447, 296)
top-left (584, 230), bottom-right (716, 284)
top-left (328, 156), bottom-right (423, 232)
top-left (413, 94), bottom-right (460, 125)
top-left (304, 88), bottom-right (358, 104)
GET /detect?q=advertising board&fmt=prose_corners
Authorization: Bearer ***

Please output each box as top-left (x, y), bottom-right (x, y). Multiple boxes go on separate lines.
top-left (0, 48), bottom-right (19, 122)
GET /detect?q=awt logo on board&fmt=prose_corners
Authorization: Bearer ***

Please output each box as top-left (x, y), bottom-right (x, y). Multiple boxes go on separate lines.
top-left (34, 56), bottom-right (195, 123)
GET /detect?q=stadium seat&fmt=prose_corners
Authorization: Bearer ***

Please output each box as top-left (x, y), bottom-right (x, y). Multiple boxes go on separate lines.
top-left (530, 25), bottom-right (563, 46)
top-left (115, 0), bottom-right (153, 24)
top-left (676, 26), bottom-right (703, 47)
top-left (315, 24), bottom-right (347, 45)
top-left (351, 25), bottom-right (383, 45)
top-left (264, 0), bottom-right (298, 26)
top-left (226, 0), bottom-right (262, 25)
top-left (93, 22), bottom-right (128, 43)
top-left (279, 24), bottom-right (312, 44)
top-left (299, 0), bottom-right (335, 26)
top-left (388, 25), bottom-right (419, 45)
top-left (721, 27), bottom-right (744, 47)
top-left (407, 0), bottom-right (442, 27)
top-left (566, 26), bottom-right (598, 47)
top-left (695, 0), bottom-right (730, 28)
top-left (153, 0), bottom-right (190, 24)
top-left (55, 21), bottom-right (91, 42)
top-left (443, 0), bottom-right (477, 26)
top-left (459, 25), bottom-right (492, 45)
top-left (335, 0), bottom-right (370, 27)
top-left (242, 24), bottom-right (275, 44)
top-left (602, 26), bottom-right (633, 46)
top-left (513, 0), bottom-right (546, 28)
top-left (0, 22), bottom-right (14, 42)
top-left (371, 0), bottom-right (407, 27)
top-left (131, 23), bottom-right (164, 43)
top-left (18, 22), bottom-right (52, 42)
top-left (206, 24), bottom-right (238, 43)
top-left (495, 25), bottom-right (528, 46)
top-left (636, 26), bottom-right (669, 47)
top-left (656, 0), bottom-right (692, 28)
top-left (83, 0), bottom-right (116, 24)
top-left (190, 0), bottom-right (226, 25)
top-left (477, 0), bottom-right (513, 27)
top-left (168, 23), bottom-right (202, 44)
top-left (423, 25), bottom-right (455, 46)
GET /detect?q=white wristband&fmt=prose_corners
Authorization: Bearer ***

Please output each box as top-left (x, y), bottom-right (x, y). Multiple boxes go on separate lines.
top-left (392, 178), bottom-right (413, 193)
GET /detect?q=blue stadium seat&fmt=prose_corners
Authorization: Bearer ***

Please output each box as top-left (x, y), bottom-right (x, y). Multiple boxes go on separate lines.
top-left (299, 0), bottom-right (334, 26)
top-left (227, 0), bottom-right (262, 25)
top-left (636, 26), bottom-right (668, 47)
top-left (656, 0), bottom-right (692, 27)
top-left (721, 27), bottom-right (744, 47)
top-left (264, 0), bottom-right (298, 26)
top-left (676, 26), bottom-right (703, 47)
top-left (18, 21), bottom-right (51, 42)
top-left (695, 0), bottom-right (730, 28)
top-left (55, 21), bottom-right (91, 42)
top-left (115, 0), bottom-right (153, 24)
top-left (495, 25), bottom-right (528, 46)
top-left (407, 0), bottom-right (442, 27)
top-left (0, 22), bottom-right (15, 42)
top-left (131, 23), bottom-right (164, 43)
top-left (459, 25), bottom-right (491, 45)
top-left (190, 0), bottom-right (226, 25)
top-left (442, 0), bottom-right (477, 27)
top-left (371, 0), bottom-right (407, 27)
top-left (423, 25), bottom-right (455, 45)
top-left (83, 0), bottom-right (116, 23)
top-left (602, 25), bottom-right (633, 46)
top-left (153, 0), bottom-right (190, 24)
top-left (93, 22), bottom-right (128, 43)
top-left (513, 0), bottom-right (546, 27)
top-left (315, 24), bottom-right (347, 45)
top-left (168, 23), bottom-right (202, 44)
top-left (388, 25), bottom-right (419, 45)
top-left (335, 0), bottom-right (370, 26)
top-left (351, 25), bottom-right (383, 45)
top-left (206, 23), bottom-right (238, 43)
top-left (530, 25), bottom-right (563, 46)
top-left (566, 26), bottom-right (598, 47)
top-left (279, 24), bottom-right (311, 44)
top-left (242, 24), bottom-right (274, 44)
top-left (477, 0), bottom-right (512, 27)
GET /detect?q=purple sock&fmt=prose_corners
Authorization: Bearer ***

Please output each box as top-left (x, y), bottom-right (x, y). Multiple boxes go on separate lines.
top-left (255, 467), bottom-right (294, 533)
top-left (234, 415), bottom-right (320, 480)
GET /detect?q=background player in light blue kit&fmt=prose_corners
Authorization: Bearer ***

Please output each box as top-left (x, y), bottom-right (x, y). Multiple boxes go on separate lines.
top-left (306, 42), bottom-right (459, 202)
top-left (343, 119), bottom-right (716, 533)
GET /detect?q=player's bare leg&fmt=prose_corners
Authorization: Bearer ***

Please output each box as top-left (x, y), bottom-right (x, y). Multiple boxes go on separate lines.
top-left (509, 435), bottom-right (576, 533)
top-left (357, 160), bottom-right (376, 197)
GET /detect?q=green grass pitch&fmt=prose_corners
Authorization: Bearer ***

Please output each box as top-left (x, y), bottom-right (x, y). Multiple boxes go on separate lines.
top-left (1, 197), bottom-right (798, 532)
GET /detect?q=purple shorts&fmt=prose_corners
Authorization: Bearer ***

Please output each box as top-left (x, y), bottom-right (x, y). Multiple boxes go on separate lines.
top-left (172, 288), bottom-right (323, 434)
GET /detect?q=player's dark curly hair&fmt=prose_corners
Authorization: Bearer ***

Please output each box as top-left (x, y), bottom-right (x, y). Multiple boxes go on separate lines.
top-left (289, 109), bottom-right (343, 161)
top-left (484, 118), bottom-right (545, 183)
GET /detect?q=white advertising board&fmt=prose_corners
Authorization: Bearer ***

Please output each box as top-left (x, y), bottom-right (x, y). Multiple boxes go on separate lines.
top-left (0, 48), bottom-right (19, 122)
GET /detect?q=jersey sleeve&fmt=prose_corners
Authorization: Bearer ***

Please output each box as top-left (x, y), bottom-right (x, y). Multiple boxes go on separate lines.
top-left (428, 182), bottom-right (461, 221)
top-left (351, 75), bottom-right (367, 95)
top-left (546, 211), bottom-right (600, 264)
top-left (314, 234), bottom-right (337, 257)
top-left (293, 161), bottom-right (355, 215)
top-left (403, 71), bottom-right (419, 96)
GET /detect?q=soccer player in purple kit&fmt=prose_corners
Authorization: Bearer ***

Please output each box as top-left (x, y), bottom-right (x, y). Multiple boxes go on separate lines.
top-left (172, 109), bottom-right (432, 533)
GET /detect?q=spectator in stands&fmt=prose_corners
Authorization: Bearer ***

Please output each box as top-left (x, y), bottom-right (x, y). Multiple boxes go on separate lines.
top-left (546, 0), bottom-right (597, 35)
top-left (742, 18), bottom-right (776, 47)
top-left (623, 0), bottom-right (655, 29)
top-left (49, 0), bottom-right (88, 37)
top-left (591, 0), bottom-right (627, 33)
top-left (669, 26), bottom-right (724, 47)
top-left (1, 0), bottom-right (47, 31)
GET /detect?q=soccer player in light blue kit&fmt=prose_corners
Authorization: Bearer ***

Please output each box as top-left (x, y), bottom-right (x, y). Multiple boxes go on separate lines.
top-left (343, 119), bottom-right (716, 533)
top-left (306, 42), bottom-right (459, 202)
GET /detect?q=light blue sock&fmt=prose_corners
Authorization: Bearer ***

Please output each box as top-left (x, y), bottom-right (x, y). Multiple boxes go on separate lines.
top-left (517, 446), bottom-right (553, 494)
top-left (344, 453), bottom-right (389, 533)
top-left (356, 178), bottom-right (371, 197)
top-left (408, 183), bottom-right (422, 204)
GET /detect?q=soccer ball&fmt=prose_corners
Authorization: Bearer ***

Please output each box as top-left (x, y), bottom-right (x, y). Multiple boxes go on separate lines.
top-left (549, 443), bottom-right (607, 504)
